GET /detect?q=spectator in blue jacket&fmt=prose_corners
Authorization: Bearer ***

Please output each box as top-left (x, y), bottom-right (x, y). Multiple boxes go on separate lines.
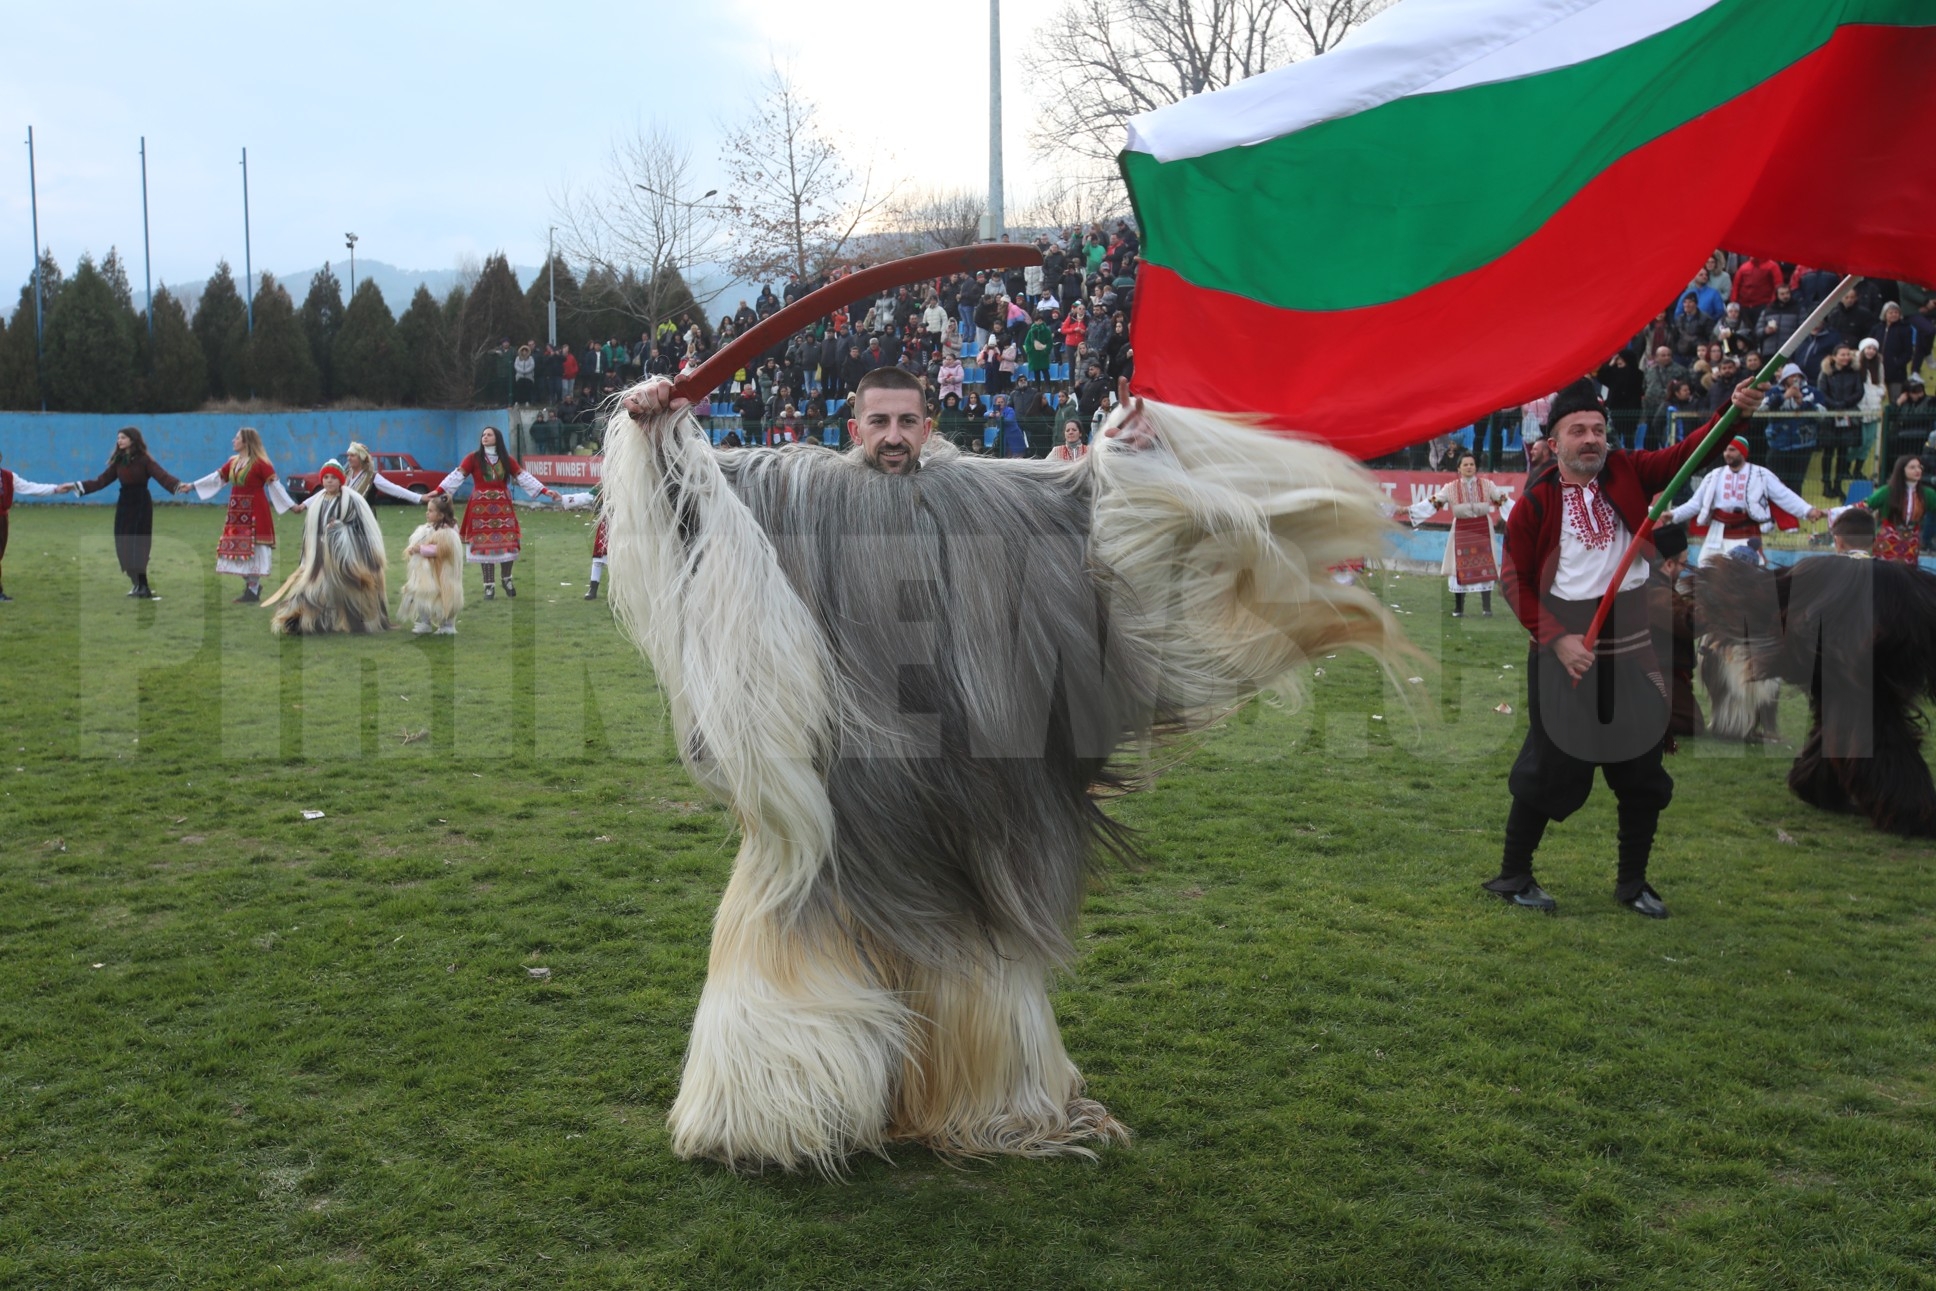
top-left (1765, 363), bottom-right (1822, 494)
top-left (1685, 268), bottom-right (1725, 319)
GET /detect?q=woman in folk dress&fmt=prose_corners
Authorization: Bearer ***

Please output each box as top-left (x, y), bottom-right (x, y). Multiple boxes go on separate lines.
top-left (342, 441), bottom-right (424, 504)
top-left (188, 427), bottom-right (300, 603)
top-left (429, 426), bottom-right (559, 600)
top-left (0, 451), bottom-right (75, 602)
top-left (1412, 451), bottom-right (1513, 617)
top-left (1862, 454), bottom-right (1935, 565)
top-left (75, 427), bottom-right (187, 599)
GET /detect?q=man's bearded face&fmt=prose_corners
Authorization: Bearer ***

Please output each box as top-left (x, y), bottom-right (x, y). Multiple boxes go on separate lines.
top-left (1554, 412), bottom-right (1609, 478)
top-left (851, 387), bottom-right (933, 476)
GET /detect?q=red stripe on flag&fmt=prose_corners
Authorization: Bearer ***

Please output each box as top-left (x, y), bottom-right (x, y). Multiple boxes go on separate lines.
top-left (1129, 24), bottom-right (1936, 458)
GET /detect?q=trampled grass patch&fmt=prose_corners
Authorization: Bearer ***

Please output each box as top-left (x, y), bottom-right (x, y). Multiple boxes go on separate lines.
top-left (2, 505), bottom-right (1932, 1288)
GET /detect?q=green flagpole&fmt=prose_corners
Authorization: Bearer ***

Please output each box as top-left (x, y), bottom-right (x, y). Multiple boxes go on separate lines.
top-left (1577, 272), bottom-right (1858, 654)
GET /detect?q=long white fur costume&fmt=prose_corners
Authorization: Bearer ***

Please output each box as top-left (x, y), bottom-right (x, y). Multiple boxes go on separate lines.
top-left (601, 387), bottom-right (1405, 1173)
top-left (398, 522), bottom-right (465, 628)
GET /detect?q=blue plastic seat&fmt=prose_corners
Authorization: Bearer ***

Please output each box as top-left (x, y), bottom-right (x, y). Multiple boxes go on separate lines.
top-left (1845, 479), bottom-right (1874, 506)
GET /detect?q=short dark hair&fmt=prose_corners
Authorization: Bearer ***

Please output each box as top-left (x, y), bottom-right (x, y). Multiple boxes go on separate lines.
top-left (1831, 507), bottom-right (1875, 545)
top-left (855, 366), bottom-right (926, 414)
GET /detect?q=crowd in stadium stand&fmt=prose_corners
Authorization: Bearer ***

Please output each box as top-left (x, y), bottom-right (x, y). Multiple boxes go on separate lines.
top-left (515, 240), bottom-right (1936, 492)
top-left (519, 222), bottom-right (1143, 459)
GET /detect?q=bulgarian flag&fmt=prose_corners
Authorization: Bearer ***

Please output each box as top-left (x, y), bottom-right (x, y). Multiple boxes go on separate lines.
top-left (1120, 0), bottom-right (1936, 457)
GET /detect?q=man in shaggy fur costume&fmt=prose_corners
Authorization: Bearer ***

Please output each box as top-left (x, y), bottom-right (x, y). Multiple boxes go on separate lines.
top-left (604, 367), bottom-right (1408, 1173)
top-left (1697, 548), bottom-right (1936, 838)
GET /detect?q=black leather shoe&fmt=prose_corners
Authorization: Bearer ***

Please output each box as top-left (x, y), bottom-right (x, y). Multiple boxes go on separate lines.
top-left (1621, 884), bottom-right (1670, 919)
top-left (583, 583), bottom-right (599, 600)
top-left (1483, 878), bottom-right (1556, 913)
top-left (503, 578), bottom-right (516, 599)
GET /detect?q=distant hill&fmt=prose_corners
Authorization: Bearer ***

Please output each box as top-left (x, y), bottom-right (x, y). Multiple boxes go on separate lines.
top-left (147, 258), bottom-right (755, 326)
top-left (155, 259), bottom-right (542, 320)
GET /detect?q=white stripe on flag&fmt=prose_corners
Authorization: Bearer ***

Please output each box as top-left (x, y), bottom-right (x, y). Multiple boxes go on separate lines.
top-left (1418, 0), bottom-right (1728, 95)
top-left (1123, 0), bottom-right (1720, 164)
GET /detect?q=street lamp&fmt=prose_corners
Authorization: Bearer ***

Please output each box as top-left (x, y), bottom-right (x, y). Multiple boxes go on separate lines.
top-left (635, 183), bottom-right (719, 205)
top-left (345, 232), bottom-right (358, 295)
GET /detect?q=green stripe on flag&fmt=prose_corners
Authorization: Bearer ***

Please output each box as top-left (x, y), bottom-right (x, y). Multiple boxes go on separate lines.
top-left (1123, 0), bottom-right (1932, 313)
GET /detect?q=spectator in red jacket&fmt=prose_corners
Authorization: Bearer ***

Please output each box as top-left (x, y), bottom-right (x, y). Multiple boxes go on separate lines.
top-left (1731, 256), bottom-right (1784, 327)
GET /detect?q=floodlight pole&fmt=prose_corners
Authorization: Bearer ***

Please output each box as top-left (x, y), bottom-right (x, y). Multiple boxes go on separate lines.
top-left (139, 136), bottom-right (155, 347)
top-left (986, 0), bottom-right (1004, 241)
top-left (547, 226), bottom-right (557, 346)
top-left (27, 125), bottom-right (45, 409)
top-left (241, 146), bottom-right (254, 334)
top-left (346, 232), bottom-right (358, 295)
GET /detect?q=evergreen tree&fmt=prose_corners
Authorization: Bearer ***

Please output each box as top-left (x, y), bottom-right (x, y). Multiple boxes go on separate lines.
top-left (647, 264), bottom-right (701, 334)
top-left (240, 274), bottom-right (320, 404)
top-left (193, 261), bottom-right (249, 399)
top-left (100, 248), bottom-right (137, 311)
top-left (0, 287), bottom-right (35, 410)
top-left (458, 253), bottom-right (532, 363)
top-left (579, 263), bottom-right (627, 346)
top-left (139, 286), bottom-right (208, 412)
top-left (333, 277), bottom-right (400, 403)
top-left (523, 254), bottom-right (584, 348)
top-left (300, 263), bottom-right (346, 401)
top-left (44, 254), bottom-right (138, 412)
top-left (0, 253), bottom-right (59, 408)
top-left (394, 284), bottom-right (443, 405)
top-left (0, 254), bottom-right (62, 410)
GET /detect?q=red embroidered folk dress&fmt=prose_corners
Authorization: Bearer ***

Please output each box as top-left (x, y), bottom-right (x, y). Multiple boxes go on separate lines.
top-left (215, 457), bottom-right (281, 575)
top-left (442, 451), bottom-right (546, 563)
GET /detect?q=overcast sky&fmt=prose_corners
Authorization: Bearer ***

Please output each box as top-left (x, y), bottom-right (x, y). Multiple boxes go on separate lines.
top-left (1, 0), bottom-right (1058, 299)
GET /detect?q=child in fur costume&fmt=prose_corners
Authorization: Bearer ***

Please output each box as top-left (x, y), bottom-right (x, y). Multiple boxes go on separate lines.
top-left (266, 460), bottom-right (391, 635)
top-left (400, 493), bottom-right (464, 634)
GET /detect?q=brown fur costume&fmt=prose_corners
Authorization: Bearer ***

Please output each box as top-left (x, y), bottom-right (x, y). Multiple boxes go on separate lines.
top-left (1698, 556), bottom-right (1936, 836)
top-left (267, 486), bottom-right (391, 635)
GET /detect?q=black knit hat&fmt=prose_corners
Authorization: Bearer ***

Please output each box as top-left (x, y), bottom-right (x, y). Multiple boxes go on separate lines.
top-left (1651, 521), bottom-right (1689, 560)
top-left (1547, 378), bottom-right (1609, 431)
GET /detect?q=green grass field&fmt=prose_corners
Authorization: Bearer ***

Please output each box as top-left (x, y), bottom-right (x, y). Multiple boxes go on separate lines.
top-left (1, 503), bottom-right (1932, 1289)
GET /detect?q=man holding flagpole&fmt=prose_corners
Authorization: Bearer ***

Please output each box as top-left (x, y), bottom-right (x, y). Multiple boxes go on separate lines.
top-left (1486, 375), bottom-right (1768, 919)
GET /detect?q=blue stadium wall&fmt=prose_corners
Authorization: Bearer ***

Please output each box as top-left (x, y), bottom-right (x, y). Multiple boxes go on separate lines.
top-left (0, 409), bottom-right (506, 504)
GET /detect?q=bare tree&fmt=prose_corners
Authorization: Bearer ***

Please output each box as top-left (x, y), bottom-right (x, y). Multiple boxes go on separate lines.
top-left (874, 186), bottom-right (988, 258)
top-left (1026, 0), bottom-right (1393, 183)
top-left (719, 65), bottom-right (896, 282)
top-left (551, 123), bottom-right (732, 332)
top-left (1285, 0), bottom-right (1390, 55)
top-left (1009, 179), bottom-right (1133, 240)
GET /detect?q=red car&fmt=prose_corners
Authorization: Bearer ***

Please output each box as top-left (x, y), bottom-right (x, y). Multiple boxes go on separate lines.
top-left (286, 452), bottom-right (444, 502)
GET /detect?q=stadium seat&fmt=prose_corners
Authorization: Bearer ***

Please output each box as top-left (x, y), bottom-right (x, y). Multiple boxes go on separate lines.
top-left (1844, 479), bottom-right (1874, 506)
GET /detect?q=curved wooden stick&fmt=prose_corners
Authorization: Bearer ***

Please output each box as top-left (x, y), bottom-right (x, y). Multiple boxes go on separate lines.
top-left (672, 244), bottom-right (1045, 401)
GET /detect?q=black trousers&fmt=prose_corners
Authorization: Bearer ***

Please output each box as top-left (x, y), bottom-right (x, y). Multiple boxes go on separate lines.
top-left (1499, 598), bottom-right (1675, 896)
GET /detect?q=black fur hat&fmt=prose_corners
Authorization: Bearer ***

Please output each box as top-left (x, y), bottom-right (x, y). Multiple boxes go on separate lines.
top-left (1651, 521), bottom-right (1689, 560)
top-left (1547, 378), bottom-right (1609, 430)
